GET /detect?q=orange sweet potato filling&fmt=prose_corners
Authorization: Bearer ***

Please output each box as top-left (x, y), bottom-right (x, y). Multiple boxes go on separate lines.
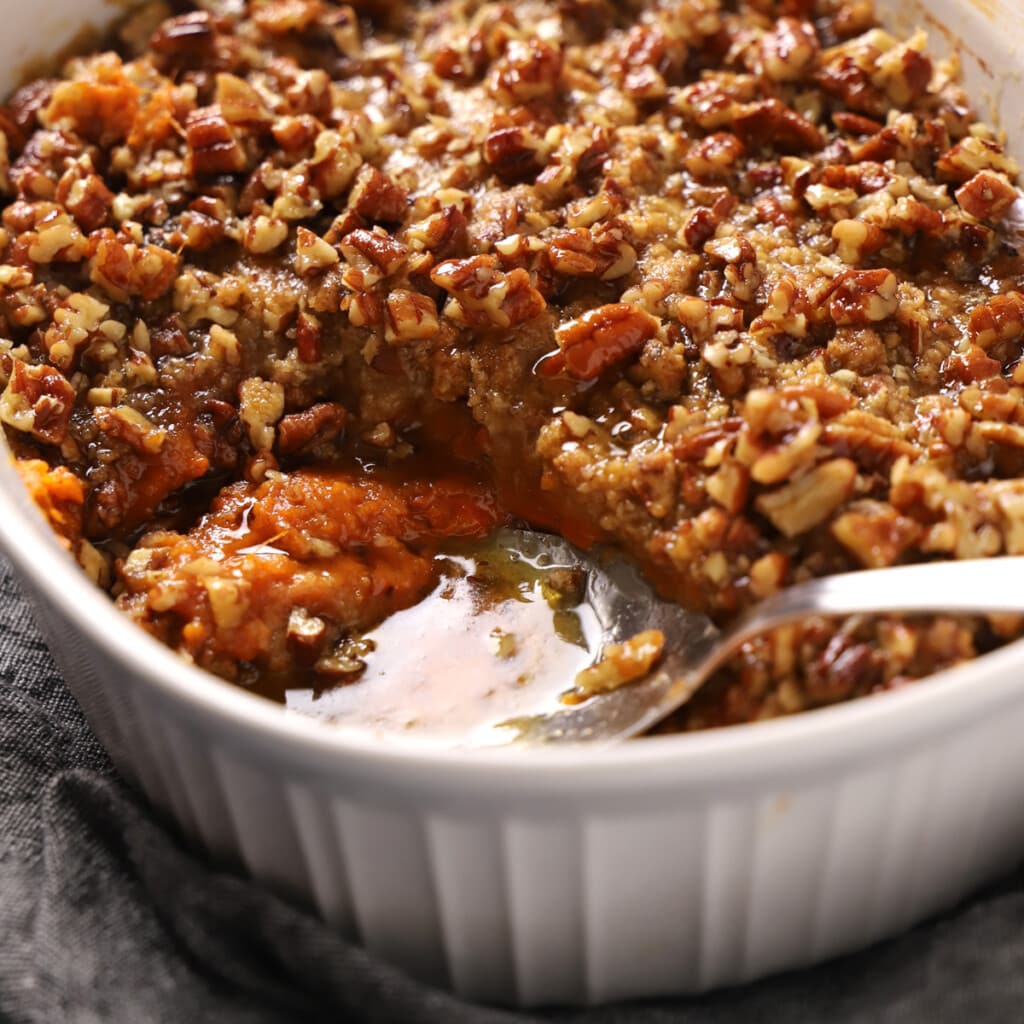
top-left (116, 467), bottom-right (501, 682)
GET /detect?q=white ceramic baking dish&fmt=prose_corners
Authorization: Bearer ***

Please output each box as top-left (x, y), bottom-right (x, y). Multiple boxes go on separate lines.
top-left (3, 0), bottom-right (1024, 1007)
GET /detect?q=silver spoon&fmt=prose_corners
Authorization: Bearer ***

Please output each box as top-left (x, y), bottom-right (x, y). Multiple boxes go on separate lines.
top-left (328, 529), bottom-right (1024, 747)
top-left (456, 529), bottom-right (1024, 747)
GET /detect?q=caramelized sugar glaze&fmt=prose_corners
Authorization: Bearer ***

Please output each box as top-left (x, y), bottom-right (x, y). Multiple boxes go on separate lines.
top-left (6, 0), bottom-right (1024, 729)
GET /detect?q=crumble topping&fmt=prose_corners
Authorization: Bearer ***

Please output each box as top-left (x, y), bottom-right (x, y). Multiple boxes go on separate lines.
top-left (4, 0), bottom-right (1024, 729)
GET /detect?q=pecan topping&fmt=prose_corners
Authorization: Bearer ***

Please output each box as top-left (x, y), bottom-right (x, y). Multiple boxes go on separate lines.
top-left (347, 166), bottom-right (409, 224)
top-left (385, 290), bottom-right (441, 344)
top-left (756, 18), bottom-right (820, 82)
top-left (552, 303), bottom-right (660, 380)
top-left (431, 254), bottom-right (546, 329)
top-left (734, 99), bottom-right (824, 152)
top-left (0, 361), bottom-right (76, 445)
top-left (828, 268), bottom-right (898, 325)
top-left (185, 106), bottom-right (247, 177)
top-left (955, 170), bottom-right (1018, 223)
top-left (276, 402), bottom-right (348, 455)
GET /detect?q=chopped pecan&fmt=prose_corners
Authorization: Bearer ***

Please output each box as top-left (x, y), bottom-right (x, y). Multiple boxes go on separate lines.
top-left (254, 0), bottom-right (324, 34)
top-left (0, 360), bottom-right (76, 445)
top-left (295, 310), bottom-right (323, 362)
top-left (574, 629), bottom-right (665, 694)
top-left (832, 110), bottom-right (884, 135)
top-left (553, 303), bottom-right (660, 380)
top-left (242, 214), bottom-right (289, 254)
top-left (675, 77), bottom-right (752, 131)
top-left (755, 458), bottom-right (858, 537)
top-left (55, 164), bottom-right (113, 233)
top-left (88, 232), bottom-right (180, 302)
top-left (295, 226), bottom-right (339, 275)
top-left (968, 292), bottom-right (1024, 350)
top-left (816, 54), bottom-right (887, 118)
top-left (385, 289), bottom-right (440, 343)
top-left (149, 11), bottom-right (216, 62)
top-left (489, 38), bottom-right (563, 104)
top-left (340, 228), bottom-right (408, 279)
top-left (271, 114), bottom-right (321, 153)
top-left (733, 99), bottom-right (824, 152)
top-left (831, 499), bottom-right (922, 568)
top-left (683, 207), bottom-right (719, 251)
top-left (347, 165), bottom-right (408, 224)
top-left (7, 79), bottom-right (57, 141)
top-left (823, 410), bottom-right (919, 469)
top-left (431, 254), bottom-right (545, 329)
top-left (307, 129), bottom-right (362, 199)
top-left (831, 218), bottom-right (887, 263)
top-left (735, 388), bottom-right (824, 484)
top-left (937, 136), bottom-right (1020, 183)
top-left (955, 170), bottom-right (1018, 222)
top-left (43, 292), bottom-right (122, 372)
top-left (942, 345), bottom-right (1003, 384)
top-left (757, 18), bottom-right (820, 82)
top-left (828, 268), bottom-right (898, 325)
top-left (873, 35), bottom-right (932, 106)
top-left (238, 376), bottom-right (285, 452)
top-left (93, 405), bottom-right (166, 455)
top-left (406, 205), bottom-right (468, 260)
top-left (684, 133), bottom-right (744, 181)
top-left (276, 401), bottom-right (348, 455)
top-left (10, 130), bottom-right (83, 200)
top-left (186, 106), bottom-right (247, 176)
top-left (483, 124), bottom-right (544, 182)
top-left (547, 224), bottom-right (636, 280)
top-left (215, 73), bottom-right (274, 129)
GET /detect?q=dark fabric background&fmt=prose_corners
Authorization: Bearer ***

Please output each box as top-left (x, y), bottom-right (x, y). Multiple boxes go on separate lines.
top-left (2, 556), bottom-right (1024, 1024)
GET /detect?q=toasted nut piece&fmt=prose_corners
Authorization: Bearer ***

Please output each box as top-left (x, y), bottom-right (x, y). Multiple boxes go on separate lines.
top-left (277, 402), bottom-right (348, 455)
top-left (482, 125), bottom-right (544, 181)
top-left (149, 11), bottom-right (215, 59)
top-left (734, 98), bottom-right (824, 152)
top-left (756, 458), bottom-right (857, 537)
top-left (832, 500), bottom-right (923, 568)
top-left (757, 18), bottom-right (820, 82)
top-left (347, 165), bottom-right (408, 223)
top-left (831, 219), bottom-right (887, 263)
top-left (93, 405), bottom-right (166, 454)
top-left (0, 360), bottom-right (77, 445)
top-left (968, 292), bottom-right (1024, 349)
top-left (215, 73), bottom-right (274, 129)
top-left (385, 289), bottom-right (440, 343)
top-left (431, 254), bottom-right (545, 329)
top-left (185, 105), bottom-right (247, 176)
top-left (955, 170), bottom-right (1019, 222)
top-left (489, 38), bottom-right (563, 104)
top-left (828, 268), bottom-right (898, 324)
top-left (239, 376), bottom-right (285, 452)
top-left (937, 136), bottom-right (1020, 183)
top-left (341, 227), bottom-right (408, 284)
top-left (554, 303), bottom-right (660, 380)
top-left (684, 132), bottom-right (744, 180)
top-left (574, 629), bottom-right (665, 694)
top-left (295, 226), bottom-right (339, 275)
top-left (547, 225), bottom-right (637, 280)
top-left (242, 214), bottom-right (288, 254)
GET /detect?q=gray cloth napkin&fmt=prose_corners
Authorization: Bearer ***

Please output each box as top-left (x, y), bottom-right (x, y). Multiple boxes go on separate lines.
top-left (2, 557), bottom-right (1024, 1024)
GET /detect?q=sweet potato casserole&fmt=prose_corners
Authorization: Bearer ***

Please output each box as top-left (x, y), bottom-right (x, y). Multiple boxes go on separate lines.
top-left (4, 0), bottom-right (1024, 730)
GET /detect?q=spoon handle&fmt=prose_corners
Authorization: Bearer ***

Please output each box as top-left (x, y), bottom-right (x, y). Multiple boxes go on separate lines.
top-left (694, 557), bottom-right (1024, 686)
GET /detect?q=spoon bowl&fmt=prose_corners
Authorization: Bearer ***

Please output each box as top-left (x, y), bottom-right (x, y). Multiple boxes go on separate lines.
top-left (313, 528), bottom-right (1024, 747)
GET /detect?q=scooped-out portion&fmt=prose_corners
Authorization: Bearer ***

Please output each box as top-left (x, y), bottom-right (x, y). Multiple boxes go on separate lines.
top-left (7, 0), bottom-right (1024, 731)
